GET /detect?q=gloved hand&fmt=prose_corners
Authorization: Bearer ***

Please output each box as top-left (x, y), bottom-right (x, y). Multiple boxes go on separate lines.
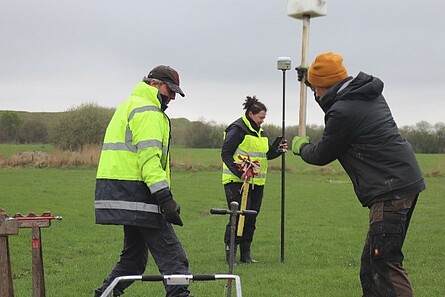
top-left (154, 188), bottom-right (183, 226)
top-left (295, 66), bottom-right (307, 82)
top-left (161, 199), bottom-right (183, 226)
top-left (279, 139), bottom-right (288, 153)
top-left (292, 136), bottom-right (310, 156)
top-left (296, 66), bottom-right (314, 90)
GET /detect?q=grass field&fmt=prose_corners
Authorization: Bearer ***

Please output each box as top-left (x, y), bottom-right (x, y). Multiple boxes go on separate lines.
top-left (0, 143), bottom-right (53, 158)
top-left (0, 147), bottom-right (444, 296)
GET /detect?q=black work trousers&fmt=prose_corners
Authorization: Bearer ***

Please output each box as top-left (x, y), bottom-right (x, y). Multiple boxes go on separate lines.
top-left (95, 223), bottom-right (191, 297)
top-left (223, 182), bottom-right (264, 245)
top-left (360, 194), bottom-right (418, 297)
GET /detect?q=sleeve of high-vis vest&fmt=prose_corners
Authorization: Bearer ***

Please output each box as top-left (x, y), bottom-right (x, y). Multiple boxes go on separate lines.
top-left (130, 106), bottom-right (170, 193)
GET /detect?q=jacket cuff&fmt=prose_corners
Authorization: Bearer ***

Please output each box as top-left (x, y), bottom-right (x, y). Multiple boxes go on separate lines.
top-left (153, 188), bottom-right (173, 204)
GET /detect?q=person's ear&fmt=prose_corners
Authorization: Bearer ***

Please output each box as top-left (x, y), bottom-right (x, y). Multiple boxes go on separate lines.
top-left (149, 79), bottom-right (161, 88)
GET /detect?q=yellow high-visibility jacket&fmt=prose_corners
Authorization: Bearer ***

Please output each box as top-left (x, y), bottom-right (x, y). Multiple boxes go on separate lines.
top-left (95, 82), bottom-right (170, 228)
top-left (222, 113), bottom-right (269, 186)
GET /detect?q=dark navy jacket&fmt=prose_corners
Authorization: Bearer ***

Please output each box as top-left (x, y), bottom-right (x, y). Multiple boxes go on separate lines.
top-left (300, 72), bottom-right (425, 207)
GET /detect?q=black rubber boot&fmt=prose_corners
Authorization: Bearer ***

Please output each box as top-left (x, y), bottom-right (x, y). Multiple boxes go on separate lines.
top-left (94, 285), bottom-right (122, 297)
top-left (240, 242), bottom-right (258, 263)
top-left (225, 244), bottom-right (239, 265)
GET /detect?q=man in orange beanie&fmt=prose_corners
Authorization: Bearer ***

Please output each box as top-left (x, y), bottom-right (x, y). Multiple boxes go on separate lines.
top-left (292, 52), bottom-right (425, 297)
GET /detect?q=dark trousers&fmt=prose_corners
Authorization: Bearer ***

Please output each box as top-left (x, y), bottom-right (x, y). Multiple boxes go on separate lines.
top-left (223, 182), bottom-right (264, 245)
top-left (360, 195), bottom-right (418, 297)
top-left (95, 223), bottom-right (191, 297)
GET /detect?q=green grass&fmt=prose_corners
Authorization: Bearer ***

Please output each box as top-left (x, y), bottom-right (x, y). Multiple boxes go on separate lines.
top-left (170, 147), bottom-right (445, 175)
top-left (1, 163), bottom-right (444, 296)
top-left (1, 144), bottom-right (444, 176)
top-left (0, 143), bottom-right (53, 158)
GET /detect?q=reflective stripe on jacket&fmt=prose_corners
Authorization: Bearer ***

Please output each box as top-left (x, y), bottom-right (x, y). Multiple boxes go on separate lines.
top-left (222, 114), bottom-right (269, 186)
top-left (95, 82), bottom-right (170, 228)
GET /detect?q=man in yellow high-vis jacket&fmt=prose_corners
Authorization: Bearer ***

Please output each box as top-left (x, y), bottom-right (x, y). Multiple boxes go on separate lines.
top-left (94, 65), bottom-right (192, 297)
top-left (221, 96), bottom-right (288, 264)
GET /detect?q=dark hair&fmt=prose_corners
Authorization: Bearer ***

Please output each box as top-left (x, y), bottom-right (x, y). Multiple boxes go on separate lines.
top-left (243, 96), bottom-right (267, 114)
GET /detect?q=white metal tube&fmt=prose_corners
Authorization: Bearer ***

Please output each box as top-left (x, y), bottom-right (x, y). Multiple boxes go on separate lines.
top-left (99, 274), bottom-right (242, 297)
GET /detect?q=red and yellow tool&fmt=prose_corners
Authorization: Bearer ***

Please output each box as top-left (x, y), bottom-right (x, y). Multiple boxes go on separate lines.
top-left (235, 155), bottom-right (260, 237)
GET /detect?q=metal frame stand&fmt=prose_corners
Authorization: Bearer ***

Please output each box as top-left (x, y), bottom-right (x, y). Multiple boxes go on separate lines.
top-left (99, 202), bottom-right (253, 297)
top-left (99, 274), bottom-right (243, 297)
top-left (210, 201), bottom-right (257, 296)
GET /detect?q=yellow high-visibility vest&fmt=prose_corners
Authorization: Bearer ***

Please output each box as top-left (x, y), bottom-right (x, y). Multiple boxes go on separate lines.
top-left (95, 82), bottom-right (171, 227)
top-left (222, 114), bottom-right (269, 186)
top-left (96, 82), bottom-right (171, 190)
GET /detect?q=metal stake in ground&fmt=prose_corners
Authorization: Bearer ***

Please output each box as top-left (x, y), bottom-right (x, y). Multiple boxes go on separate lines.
top-left (277, 57), bottom-right (291, 262)
top-left (287, 0), bottom-right (327, 136)
top-left (210, 202), bottom-right (257, 297)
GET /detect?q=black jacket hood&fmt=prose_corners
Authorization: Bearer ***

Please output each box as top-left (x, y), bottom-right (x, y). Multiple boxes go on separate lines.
top-left (319, 72), bottom-right (384, 113)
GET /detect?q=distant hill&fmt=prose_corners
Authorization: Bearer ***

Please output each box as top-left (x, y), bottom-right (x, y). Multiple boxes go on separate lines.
top-left (0, 110), bottom-right (195, 146)
top-left (0, 110), bottom-right (65, 123)
top-left (1, 110), bottom-right (191, 128)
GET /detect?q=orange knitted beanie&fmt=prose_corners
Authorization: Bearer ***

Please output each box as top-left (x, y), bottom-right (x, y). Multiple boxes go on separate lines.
top-left (307, 52), bottom-right (348, 88)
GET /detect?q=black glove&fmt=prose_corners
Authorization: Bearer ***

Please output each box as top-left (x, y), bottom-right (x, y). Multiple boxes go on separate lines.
top-left (296, 66), bottom-right (314, 90)
top-left (161, 199), bottom-right (183, 227)
top-left (295, 66), bottom-right (307, 82)
top-left (154, 188), bottom-right (183, 226)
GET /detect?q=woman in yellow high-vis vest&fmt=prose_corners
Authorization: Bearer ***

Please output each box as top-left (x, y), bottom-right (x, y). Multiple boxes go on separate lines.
top-left (221, 96), bottom-right (288, 263)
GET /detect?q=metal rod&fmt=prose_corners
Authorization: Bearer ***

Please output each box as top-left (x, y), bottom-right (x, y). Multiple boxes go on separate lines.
top-left (280, 71), bottom-right (285, 262)
top-left (227, 201), bottom-right (239, 297)
top-left (100, 274), bottom-right (243, 297)
top-left (210, 202), bottom-right (254, 297)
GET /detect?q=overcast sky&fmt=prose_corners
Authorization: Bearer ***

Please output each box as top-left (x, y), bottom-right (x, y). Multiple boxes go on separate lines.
top-left (1, 0), bottom-right (444, 127)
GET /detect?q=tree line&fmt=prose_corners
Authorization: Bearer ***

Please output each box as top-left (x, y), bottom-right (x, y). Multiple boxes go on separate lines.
top-left (1, 104), bottom-right (444, 153)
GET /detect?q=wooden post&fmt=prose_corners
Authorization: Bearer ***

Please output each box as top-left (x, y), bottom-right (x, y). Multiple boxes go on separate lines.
top-left (0, 211), bottom-right (19, 297)
top-left (13, 212), bottom-right (58, 297)
top-left (32, 226), bottom-right (46, 297)
top-left (0, 236), bottom-right (15, 297)
top-left (298, 15), bottom-right (310, 137)
top-left (16, 219), bottom-right (50, 297)
top-left (1, 211), bottom-right (61, 297)
top-left (287, 0), bottom-right (327, 135)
